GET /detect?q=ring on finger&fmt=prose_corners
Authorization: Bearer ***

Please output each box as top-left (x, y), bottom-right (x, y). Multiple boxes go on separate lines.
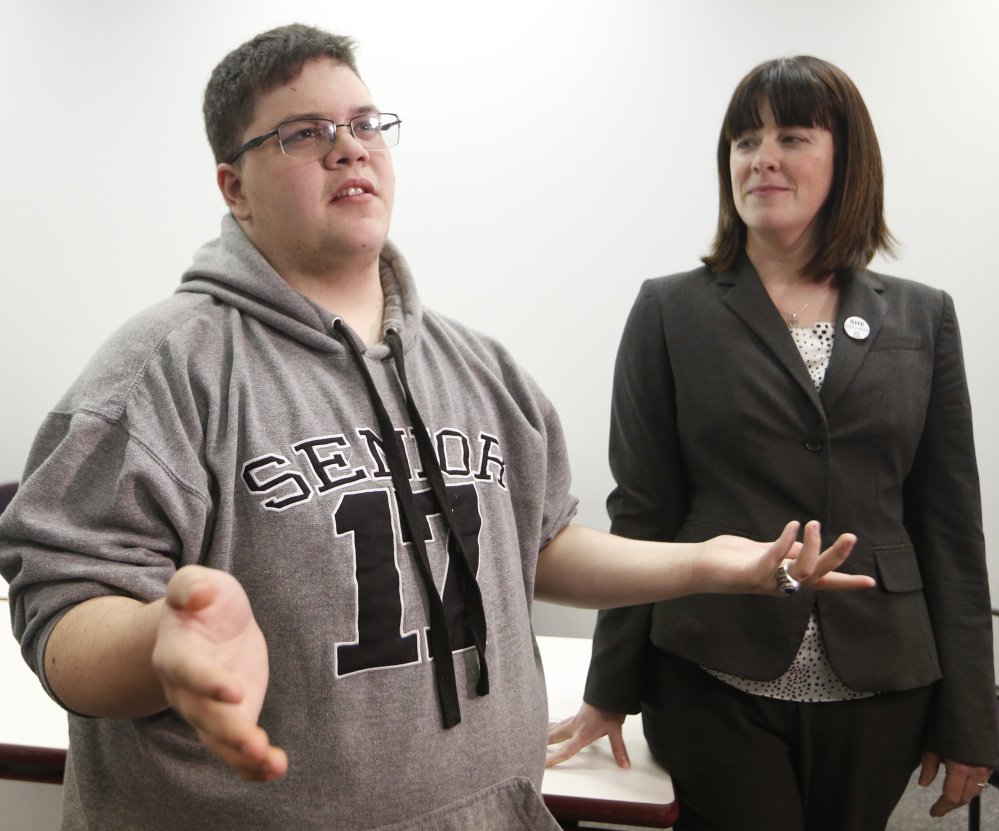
top-left (776, 563), bottom-right (801, 595)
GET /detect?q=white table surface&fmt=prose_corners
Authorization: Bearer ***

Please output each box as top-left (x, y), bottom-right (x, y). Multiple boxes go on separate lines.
top-left (0, 598), bottom-right (68, 752)
top-left (539, 635), bottom-right (674, 806)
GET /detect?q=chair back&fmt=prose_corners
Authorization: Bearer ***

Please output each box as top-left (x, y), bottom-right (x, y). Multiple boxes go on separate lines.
top-left (0, 482), bottom-right (17, 515)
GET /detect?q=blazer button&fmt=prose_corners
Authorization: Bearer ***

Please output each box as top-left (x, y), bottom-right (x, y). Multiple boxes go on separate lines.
top-left (804, 437), bottom-right (824, 452)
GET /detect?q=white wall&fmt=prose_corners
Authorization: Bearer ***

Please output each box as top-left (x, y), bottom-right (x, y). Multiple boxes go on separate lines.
top-left (1, 0), bottom-right (996, 637)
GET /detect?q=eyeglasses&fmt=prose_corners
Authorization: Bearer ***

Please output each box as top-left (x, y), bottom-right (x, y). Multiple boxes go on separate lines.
top-left (228, 112), bottom-right (401, 164)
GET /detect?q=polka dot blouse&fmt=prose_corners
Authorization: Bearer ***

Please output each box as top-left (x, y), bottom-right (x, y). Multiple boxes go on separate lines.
top-left (704, 323), bottom-right (876, 702)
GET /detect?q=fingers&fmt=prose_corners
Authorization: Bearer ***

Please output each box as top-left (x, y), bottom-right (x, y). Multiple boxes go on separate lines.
top-left (546, 714), bottom-right (595, 766)
top-left (929, 797), bottom-right (954, 817)
top-left (153, 628), bottom-right (246, 704)
top-left (162, 664), bottom-right (285, 782)
top-left (927, 760), bottom-right (991, 817)
top-left (546, 729), bottom-right (632, 768)
top-left (765, 521), bottom-right (801, 566)
top-left (784, 523), bottom-right (872, 592)
top-left (930, 785), bottom-right (972, 817)
top-left (165, 566), bottom-right (219, 613)
top-left (545, 705), bottom-right (629, 769)
top-left (172, 690), bottom-right (287, 781)
top-left (606, 720), bottom-right (631, 769)
top-left (182, 696), bottom-right (258, 754)
top-left (787, 521), bottom-right (839, 578)
top-left (160, 655), bottom-right (245, 705)
top-left (199, 722), bottom-right (288, 782)
top-left (239, 745), bottom-right (288, 783)
top-left (918, 751), bottom-right (941, 787)
top-left (546, 731), bottom-right (594, 767)
top-left (920, 753), bottom-right (991, 818)
top-left (808, 571), bottom-right (876, 591)
top-left (813, 530), bottom-right (858, 575)
top-left (547, 716), bottom-right (576, 745)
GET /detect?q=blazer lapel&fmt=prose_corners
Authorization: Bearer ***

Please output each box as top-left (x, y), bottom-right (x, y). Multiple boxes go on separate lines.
top-left (821, 270), bottom-right (886, 414)
top-left (721, 262), bottom-right (823, 410)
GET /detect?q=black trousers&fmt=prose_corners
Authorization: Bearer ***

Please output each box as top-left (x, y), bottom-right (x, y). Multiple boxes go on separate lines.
top-left (641, 649), bottom-right (933, 831)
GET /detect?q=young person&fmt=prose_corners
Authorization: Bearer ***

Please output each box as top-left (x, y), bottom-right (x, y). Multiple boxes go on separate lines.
top-left (0, 32), bottom-right (868, 830)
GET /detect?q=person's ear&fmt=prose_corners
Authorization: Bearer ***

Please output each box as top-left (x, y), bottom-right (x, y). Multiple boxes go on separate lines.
top-left (217, 163), bottom-right (251, 220)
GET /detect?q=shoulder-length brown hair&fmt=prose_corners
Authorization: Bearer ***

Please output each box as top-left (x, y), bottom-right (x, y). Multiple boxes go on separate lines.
top-left (702, 56), bottom-right (896, 280)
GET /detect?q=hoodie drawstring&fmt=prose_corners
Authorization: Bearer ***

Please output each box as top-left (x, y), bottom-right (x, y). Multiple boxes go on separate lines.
top-left (334, 320), bottom-right (489, 728)
top-left (385, 328), bottom-right (490, 698)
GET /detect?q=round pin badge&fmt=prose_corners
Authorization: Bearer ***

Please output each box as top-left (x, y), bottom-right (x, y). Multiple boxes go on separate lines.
top-left (843, 316), bottom-right (870, 340)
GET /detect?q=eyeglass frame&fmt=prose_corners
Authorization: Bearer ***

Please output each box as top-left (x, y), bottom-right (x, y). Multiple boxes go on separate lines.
top-left (226, 112), bottom-right (401, 165)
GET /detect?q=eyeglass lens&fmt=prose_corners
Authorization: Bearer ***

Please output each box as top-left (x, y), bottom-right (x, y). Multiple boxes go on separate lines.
top-left (276, 114), bottom-right (400, 158)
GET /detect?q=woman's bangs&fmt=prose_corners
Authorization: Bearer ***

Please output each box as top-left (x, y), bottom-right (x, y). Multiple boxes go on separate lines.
top-left (724, 60), bottom-right (837, 140)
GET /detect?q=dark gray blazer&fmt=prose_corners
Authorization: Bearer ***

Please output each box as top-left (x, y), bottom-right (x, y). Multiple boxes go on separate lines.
top-left (584, 262), bottom-right (999, 766)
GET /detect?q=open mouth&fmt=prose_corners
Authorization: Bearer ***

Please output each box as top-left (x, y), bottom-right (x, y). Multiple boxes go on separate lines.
top-left (332, 184), bottom-right (372, 201)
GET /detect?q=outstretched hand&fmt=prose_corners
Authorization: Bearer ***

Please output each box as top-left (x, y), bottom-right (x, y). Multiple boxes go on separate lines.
top-left (152, 565), bottom-right (288, 782)
top-left (700, 520), bottom-right (874, 596)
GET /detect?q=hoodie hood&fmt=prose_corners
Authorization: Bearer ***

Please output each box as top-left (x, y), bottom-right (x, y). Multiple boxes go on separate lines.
top-left (176, 213), bottom-right (422, 358)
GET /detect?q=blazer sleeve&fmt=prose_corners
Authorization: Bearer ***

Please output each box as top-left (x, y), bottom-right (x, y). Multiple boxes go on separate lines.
top-left (584, 279), bottom-right (688, 713)
top-left (903, 291), bottom-right (998, 766)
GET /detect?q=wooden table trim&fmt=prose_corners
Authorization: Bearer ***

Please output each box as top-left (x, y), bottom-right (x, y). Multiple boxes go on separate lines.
top-left (0, 743), bottom-right (66, 785)
top-left (544, 792), bottom-right (679, 827)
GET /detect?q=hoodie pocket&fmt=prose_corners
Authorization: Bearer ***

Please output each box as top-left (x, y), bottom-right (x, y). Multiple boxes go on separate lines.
top-left (374, 775), bottom-right (561, 831)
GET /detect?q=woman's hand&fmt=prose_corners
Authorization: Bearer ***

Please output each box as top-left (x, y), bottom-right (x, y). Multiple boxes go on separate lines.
top-left (546, 702), bottom-right (629, 768)
top-left (920, 751), bottom-right (993, 817)
top-left (700, 520), bottom-right (874, 596)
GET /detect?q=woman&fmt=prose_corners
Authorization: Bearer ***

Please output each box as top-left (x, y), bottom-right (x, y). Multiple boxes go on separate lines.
top-left (548, 56), bottom-right (997, 830)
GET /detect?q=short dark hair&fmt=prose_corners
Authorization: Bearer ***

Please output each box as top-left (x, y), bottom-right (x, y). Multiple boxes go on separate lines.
top-left (204, 23), bottom-right (360, 165)
top-left (702, 55), bottom-right (896, 280)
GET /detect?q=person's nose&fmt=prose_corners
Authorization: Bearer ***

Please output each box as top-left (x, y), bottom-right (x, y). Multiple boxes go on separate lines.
top-left (752, 137), bottom-right (780, 173)
top-left (322, 126), bottom-right (370, 168)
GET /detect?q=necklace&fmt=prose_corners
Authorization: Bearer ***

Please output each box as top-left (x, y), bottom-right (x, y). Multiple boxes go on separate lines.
top-left (779, 282), bottom-right (831, 329)
top-left (782, 299), bottom-right (813, 328)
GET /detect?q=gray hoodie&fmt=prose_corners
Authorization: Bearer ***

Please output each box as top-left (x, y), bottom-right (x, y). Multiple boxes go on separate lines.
top-left (0, 215), bottom-right (576, 829)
